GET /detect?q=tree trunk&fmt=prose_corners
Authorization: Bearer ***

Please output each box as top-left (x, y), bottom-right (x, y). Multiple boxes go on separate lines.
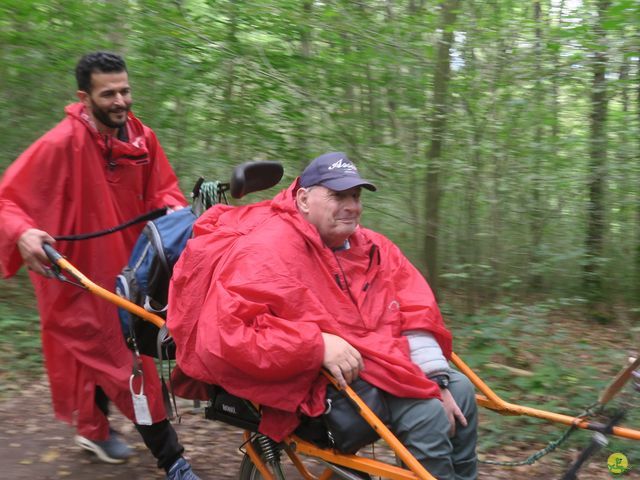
top-left (636, 54), bottom-right (640, 302)
top-left (221, 0), bottom-right (239, 161)
top-left (529, 0), bottom-right (544, 290)
top-left (584, 0), bottom-right (611, 317)
top-left (295, 0), bottom-right (313, 169)
top-left (423, 0), bottom-right (460, 293)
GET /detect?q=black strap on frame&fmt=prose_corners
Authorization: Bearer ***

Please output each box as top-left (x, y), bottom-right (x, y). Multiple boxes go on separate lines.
top-left (53, 208), bottom-right (167, 241)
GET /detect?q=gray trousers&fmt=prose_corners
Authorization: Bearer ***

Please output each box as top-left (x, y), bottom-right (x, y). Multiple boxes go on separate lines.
top-left (383, 370), bottom-right (478, 480)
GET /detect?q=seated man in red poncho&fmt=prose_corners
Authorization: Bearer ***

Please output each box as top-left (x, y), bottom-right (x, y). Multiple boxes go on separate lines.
top-left (168, 152), bottom-right (478, 479)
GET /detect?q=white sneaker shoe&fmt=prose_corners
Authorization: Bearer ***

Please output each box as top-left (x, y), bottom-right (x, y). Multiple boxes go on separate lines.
top-left (74, 429), bottom-right (134, 464)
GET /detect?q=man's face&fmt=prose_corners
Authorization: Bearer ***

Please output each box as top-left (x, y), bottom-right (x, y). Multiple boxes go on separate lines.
top-left (78, 71), bottom-right (132, 132)
top-left (297, 185), bottom-right (363, 248)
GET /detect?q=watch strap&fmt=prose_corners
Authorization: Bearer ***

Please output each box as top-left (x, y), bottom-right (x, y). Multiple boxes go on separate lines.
top-left (428, 374), bottom-right (450, 389)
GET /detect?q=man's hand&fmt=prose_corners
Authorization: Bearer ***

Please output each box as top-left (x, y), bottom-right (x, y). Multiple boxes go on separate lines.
top-left (17, 228), bottom-right (56, 277)
top-left (321, 332), bottom-right (364, 388)
top-left (440, 388), bottom-right (468, 437)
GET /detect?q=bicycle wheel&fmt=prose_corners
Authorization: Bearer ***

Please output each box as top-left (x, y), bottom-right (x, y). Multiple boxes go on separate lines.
top-left (238, 435), bottom-right (287, 480)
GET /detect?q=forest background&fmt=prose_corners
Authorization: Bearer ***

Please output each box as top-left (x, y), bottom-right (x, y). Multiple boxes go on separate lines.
top-left (1, 0), bottom-right (640, 475)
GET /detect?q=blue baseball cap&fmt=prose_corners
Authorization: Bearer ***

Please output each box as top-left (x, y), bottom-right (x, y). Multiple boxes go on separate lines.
top-left (299, 152), bottom-right (376, 192)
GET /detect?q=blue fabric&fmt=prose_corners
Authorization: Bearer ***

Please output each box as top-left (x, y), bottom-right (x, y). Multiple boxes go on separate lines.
top-left (299, 151), bottom-right (376, 191)
top-left (132, 207), bottom-right (196, 295)
top-left (116, 207), bottom-right (196, 340)
top-left (167, 458), bottom-right (201, 480)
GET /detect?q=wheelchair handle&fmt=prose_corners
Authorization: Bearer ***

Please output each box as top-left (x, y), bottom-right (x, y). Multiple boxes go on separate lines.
top-left (42, 244), bottom-right (165, 329)
top-left (43, 243), bottom-right (62, 263)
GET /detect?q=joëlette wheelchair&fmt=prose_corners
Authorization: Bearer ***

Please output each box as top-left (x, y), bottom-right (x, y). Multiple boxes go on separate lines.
top-left (43, 162), bottom-right (640, 480)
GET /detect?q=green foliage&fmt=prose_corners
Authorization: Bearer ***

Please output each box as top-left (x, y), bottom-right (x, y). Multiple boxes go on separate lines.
top-left (451, 304), bottom-right (640, 461)
top-left (0, 275), bottom-right (43, 397)
top-left (1, 0), bottom-right (639, 368)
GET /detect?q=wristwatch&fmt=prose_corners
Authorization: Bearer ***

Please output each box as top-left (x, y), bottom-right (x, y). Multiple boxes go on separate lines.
top-left (429, 374), bottom-right (450, 390)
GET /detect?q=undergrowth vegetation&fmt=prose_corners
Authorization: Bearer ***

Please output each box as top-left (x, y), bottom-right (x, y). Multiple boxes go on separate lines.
top-left (446, 300), bottom-right (640, 466)
top-left (0, 272), bottom-right (43, 395)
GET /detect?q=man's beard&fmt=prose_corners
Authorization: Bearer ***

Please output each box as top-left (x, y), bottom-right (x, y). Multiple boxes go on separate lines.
top-left (91, 100), bottom-right (130, 129)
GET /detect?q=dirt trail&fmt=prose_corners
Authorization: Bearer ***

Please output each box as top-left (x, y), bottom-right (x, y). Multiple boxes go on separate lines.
top-left (0, 377), bottom-right (634, 479)
top-left (0, 378), bottom-right (246, 479)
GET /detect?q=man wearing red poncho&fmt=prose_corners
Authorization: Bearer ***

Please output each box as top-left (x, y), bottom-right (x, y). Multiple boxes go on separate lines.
top-left (169, 152), bottom-right (478, 479)
top-left (0, 52), bottom-right (199, 480)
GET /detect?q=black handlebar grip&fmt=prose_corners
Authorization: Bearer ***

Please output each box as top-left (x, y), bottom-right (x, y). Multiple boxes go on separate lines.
top-left (42, 243), bottom-right (62, 263)
top-left (230, 161), bottom-right (284, 199)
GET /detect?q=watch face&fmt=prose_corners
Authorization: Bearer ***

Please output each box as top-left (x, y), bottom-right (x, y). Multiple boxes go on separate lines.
top-left (433, 375), bottom-right (449, 388)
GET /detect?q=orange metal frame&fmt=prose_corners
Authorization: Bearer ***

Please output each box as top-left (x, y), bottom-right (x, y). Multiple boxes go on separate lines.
top-left (452, 352), bottom-right (640, 441)
top-left (46, 247), bottom-right (640, 479)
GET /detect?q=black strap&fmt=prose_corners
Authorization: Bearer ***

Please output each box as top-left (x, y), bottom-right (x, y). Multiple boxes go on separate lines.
top-left (53, 208), bottom-right (167, 241)
top-left (156, 325), bottom-right (179, 421)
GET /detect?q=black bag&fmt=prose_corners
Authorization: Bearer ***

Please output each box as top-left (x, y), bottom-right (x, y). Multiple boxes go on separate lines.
top-left (204, 385), bottom-right (262, 432)
top-left (323, 378), bottom-right (390, 453)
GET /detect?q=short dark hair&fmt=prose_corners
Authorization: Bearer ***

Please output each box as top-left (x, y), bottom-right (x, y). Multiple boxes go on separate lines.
top-left (75, 51), bottom-right (127, 92)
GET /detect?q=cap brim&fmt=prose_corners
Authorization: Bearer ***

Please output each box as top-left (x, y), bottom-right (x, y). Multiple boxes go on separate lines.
top-left (321, 178), bottom-right (377, 192)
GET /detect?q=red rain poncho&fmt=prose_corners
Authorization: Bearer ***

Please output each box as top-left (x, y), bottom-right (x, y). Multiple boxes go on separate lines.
top-left (168, 180), bottom-right (452, 440)
top-left (0, 103), bottom-right (186, 439)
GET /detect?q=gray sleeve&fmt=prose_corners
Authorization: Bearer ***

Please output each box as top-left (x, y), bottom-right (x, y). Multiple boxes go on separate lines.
top-left (404, 330), bottom-right (451, 377)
